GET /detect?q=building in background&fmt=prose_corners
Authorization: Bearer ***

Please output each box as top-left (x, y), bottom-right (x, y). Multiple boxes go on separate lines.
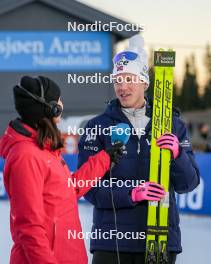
top-left (0, 0), bottom-right (138, 134)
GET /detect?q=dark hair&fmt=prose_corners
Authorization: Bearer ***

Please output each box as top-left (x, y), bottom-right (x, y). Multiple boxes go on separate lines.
top-left (36, 118), bottom-right (64, 150)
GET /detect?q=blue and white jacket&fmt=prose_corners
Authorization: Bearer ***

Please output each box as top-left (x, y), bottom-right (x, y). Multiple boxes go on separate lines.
top-left (78, 98), bottom-right (200, 253)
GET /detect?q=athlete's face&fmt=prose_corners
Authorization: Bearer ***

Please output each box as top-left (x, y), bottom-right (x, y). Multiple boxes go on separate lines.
top-left (53, 98), bottom-right (63, 124)
top-left (114, 73), bottom-right (147, 108)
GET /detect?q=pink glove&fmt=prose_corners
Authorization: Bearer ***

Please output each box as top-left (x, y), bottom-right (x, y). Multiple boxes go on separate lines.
top-left (156, 133), bottom-right (179, 159)
top-left (131, 182), bottom-right (166, 202)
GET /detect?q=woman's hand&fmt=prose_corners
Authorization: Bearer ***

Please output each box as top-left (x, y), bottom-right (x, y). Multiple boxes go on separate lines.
top-left (105, 142), bottom-right (126, 164)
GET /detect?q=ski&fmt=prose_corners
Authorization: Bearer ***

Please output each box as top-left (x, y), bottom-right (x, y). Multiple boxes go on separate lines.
top-left (158, 52), bottom-right (175, 264)
top-left (145, 55), bottom-right (165, 264)
top-left (145, 50), bottom-right (176, 264)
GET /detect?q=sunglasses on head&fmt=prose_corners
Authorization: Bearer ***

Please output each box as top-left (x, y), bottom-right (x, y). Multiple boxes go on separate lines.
top-left (113, 51), bottom-right (138, 63)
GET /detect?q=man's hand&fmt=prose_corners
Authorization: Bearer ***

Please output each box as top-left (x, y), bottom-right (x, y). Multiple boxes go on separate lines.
top-left (156, 133), bottom-right (180, 159)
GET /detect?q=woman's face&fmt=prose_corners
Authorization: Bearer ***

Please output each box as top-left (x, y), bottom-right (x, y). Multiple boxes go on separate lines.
top-left (53, 98), bottom-right (63, 124)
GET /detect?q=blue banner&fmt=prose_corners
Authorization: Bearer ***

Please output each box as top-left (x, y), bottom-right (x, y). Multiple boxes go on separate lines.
top-left (177, 153), bottom-right (211, 215)
top-left (0, 31), bottom-right (111, 71)
top-left (0, 158), bottom-right (6, 199)
top-left (1, 153), bottom-right (211, 216)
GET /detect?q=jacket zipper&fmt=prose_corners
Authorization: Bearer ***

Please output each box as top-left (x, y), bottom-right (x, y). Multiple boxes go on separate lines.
top-left (137, 142), bottom-right (140, 154)
top-left (52, 217), bottom-right (57, 251)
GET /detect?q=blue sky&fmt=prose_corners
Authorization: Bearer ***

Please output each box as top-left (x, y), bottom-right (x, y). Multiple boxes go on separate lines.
top-left (78, 0), bottom-right (211, 90)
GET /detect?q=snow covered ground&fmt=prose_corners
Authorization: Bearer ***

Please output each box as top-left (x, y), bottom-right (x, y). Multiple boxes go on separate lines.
top-left (0, 200), bottom-right (211, 264)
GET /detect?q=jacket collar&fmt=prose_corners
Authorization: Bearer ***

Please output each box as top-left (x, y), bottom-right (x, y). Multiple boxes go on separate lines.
top-left (9, 118), bottom-right (61, 154)
top-left (104, 96), bottom-right (180, 121)
top-left (103, 97), bottom-right (180, 137)
top-left (103, 97), bottom-right (152, 138)
top-left (10, 118), bottom-right (35, 138)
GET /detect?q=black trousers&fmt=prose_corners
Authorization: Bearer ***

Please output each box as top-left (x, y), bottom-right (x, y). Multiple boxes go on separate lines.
top-left (92, 251), bottom-right (177, 264)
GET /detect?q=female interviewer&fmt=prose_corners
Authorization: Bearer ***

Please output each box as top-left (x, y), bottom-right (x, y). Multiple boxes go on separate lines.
top-left (0, 76), bottom-right (123, 264)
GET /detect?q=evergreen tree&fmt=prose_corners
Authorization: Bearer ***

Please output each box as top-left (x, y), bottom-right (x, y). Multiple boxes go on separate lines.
top-left (203, 80), bottom-right (211, 108)
top-left (202, 44), bottom-right (211, 108)
top-left (179, 55), bottom-right (200, 111)
top-left (172, 81), bottom-right (181, 109)
top-left (146, 48), bottom-right (154, 100)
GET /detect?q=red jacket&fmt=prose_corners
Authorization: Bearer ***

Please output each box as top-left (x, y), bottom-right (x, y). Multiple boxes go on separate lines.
top-left (0, 119), bottom-right (110, 264)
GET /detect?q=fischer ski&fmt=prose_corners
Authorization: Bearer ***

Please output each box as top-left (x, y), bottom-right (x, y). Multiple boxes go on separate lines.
top-left (146, 50), bottom-right (176, 264)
